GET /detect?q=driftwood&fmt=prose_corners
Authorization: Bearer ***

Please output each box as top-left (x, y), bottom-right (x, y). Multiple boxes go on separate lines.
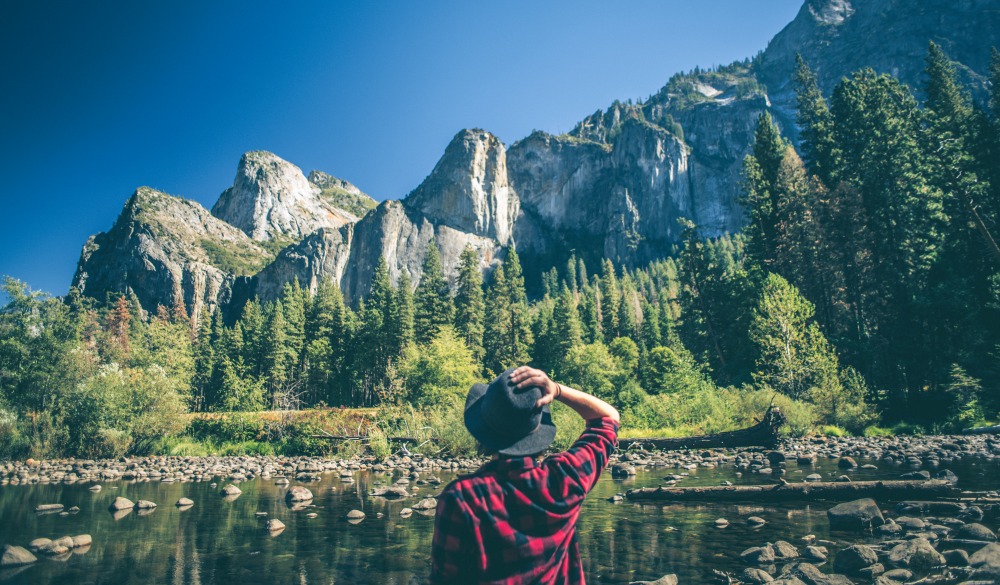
top-left (309, 434), bottom-right (418, 443)
top-left (962, 424), bottom-right (1000, 435)
top-left (626, 479), bottom-right (959, 503)
top-left (619, 406), bottom-right (787, 451)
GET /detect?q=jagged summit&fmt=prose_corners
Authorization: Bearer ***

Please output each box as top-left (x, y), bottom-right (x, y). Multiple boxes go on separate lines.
top-left (211, 151), bottom-right (358, 243)
top-left (404, 129), bottom-right (519, 245)
top-left (73, 187), bottom-right (270, 321)
top-left (70, 0), bottom-right (1000, 317)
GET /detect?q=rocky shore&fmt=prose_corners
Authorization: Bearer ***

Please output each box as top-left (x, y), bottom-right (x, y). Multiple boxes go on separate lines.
top-left (3, 433), bottom-right (1000, 583)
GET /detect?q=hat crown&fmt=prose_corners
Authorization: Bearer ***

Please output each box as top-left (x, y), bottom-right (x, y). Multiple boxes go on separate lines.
top-left (481, 369), bottom-right (543, 439)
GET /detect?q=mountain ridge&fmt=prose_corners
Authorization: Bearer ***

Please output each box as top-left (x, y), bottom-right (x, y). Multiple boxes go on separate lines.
top-left (71, 0), bottom-right (1000, 318)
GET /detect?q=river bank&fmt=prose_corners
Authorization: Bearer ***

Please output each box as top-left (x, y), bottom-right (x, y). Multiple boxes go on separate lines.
top-left (2, 433), bottom-right (1000, 583)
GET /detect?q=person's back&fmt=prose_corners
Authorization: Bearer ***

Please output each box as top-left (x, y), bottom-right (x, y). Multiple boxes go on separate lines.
top-left (431, 366), bottom-right (620, 585)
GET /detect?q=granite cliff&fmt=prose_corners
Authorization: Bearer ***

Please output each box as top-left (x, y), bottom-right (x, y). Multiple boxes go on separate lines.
top-left (72, 0), bottom-right (1000, 317)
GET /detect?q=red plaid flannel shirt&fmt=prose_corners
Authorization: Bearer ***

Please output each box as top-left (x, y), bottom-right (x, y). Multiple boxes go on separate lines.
top-left (430, 416), bottom-right (619, 584)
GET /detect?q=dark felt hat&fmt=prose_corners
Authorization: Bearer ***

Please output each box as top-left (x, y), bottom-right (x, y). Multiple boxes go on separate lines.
top-left (464, 367), bottom-right (557, 456)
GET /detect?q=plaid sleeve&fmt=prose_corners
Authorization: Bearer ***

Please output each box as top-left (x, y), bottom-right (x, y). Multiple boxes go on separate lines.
top-left (430, 486), bottom-right (474, 584)
top-left (543, 416), bottom-right (619, 501)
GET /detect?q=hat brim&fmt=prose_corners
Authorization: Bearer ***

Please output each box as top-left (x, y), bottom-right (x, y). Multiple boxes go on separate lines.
top-left (464, 383), bottom-right (557, 457)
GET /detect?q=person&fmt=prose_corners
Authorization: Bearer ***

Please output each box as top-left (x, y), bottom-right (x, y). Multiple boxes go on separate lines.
top-left (430, 365), bottom-right (620, 584)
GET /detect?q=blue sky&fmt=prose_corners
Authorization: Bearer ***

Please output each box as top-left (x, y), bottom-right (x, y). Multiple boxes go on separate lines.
top-left (0, 0), bottom-right (803, 295)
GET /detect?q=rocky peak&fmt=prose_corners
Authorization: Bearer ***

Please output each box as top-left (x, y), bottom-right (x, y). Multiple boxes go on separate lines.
top-left (211, 151), bottom-right (358, 242)
top-left (74, 187), bottom-right (270, 323)
top-left (807, 0), bottom-right (854, 26)
top-left (307, 170), bottom-right (363, 196)
top-left (404, 129), bottom-right (518, 245)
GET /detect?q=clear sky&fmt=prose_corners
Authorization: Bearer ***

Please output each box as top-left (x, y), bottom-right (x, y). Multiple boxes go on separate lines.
top-left (0, 0), bottom-right (803, 296)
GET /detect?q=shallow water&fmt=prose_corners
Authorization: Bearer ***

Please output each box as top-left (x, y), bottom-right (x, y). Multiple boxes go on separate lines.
top-left (0, 454), bottom-right (997, 584)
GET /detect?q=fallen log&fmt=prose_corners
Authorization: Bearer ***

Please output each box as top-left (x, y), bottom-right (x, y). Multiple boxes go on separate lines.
top-left (619, 406), bottom-right (786, 451)
top-left (626, 479), bottom-right (959, 503)
top-left (308, 435), bottom-right (418, 442)
top-left (962, 424), bottom-right (1000, 435)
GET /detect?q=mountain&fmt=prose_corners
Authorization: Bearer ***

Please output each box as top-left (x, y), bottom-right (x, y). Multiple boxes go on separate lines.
top-left (71, 0), bottom-right (1000, 318)
top-left (72, 187), bottom-right (272, 322)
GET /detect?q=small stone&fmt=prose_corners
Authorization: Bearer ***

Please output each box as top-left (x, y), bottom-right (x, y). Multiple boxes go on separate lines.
top-left (412, 497), bottom-right (438, 510)
top-left (28, 538), bottom-right (51, 552)
top-left (285, 486), bottom-right (314, 502)
top-left (887, 537), bottom-right (945, 570)
top-left (306, 513), bottom-right (318, 519)
top-left (838, 457), bottom-right (857, 469)
top-left (400, 508), bottom-right (413, 517)
top-left (804, 545), bottom-right (828, 561)
top-left (715, 518), bottom-right (730, 527)
top-left (176, 497), bottom-right (194, 507)
top-left (954, 522), bottom-right (997, 541)
top-left (628, 575), bottom-right (677, 585)
top-left (833, 544), bottom-right (879, 575)
top-left (88, 485), bottom-right (102, 492)
top-left (220, 484), bottom-right (241, 496)
top-left (34, 503), bottom-right (64, 513)
top-left (108, 496), bottom-right (135, 511)
top-left (265, 519), bottom-right (285, 532)
top-left (827, 498), bottom-right (885, 531)
top-left (773, 541), bottom-right (799, 560)
top-left (942, 549), bottom-right (970, 566)
top-left (741, 568), bottom-right (774, 583)
top-left (1, 545), bottom-right (37, 567)
top-left (346, 509), bottom-right (366, 521)
top-left (135, 500), bottom-right (157, 509)
top-left (71, 535), bottom-right (92, 548)
top-left (741, 544), bottom-right (775, 565)
top-left (747, 516), bottom-right (767, 526)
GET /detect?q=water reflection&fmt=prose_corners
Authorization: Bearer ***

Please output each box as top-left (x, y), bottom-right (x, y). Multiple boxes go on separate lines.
top-left (0, 456), bottom-right (994, 584)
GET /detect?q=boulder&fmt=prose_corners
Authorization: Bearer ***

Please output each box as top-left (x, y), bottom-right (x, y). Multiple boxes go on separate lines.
top-left (346, 510), bottom-right (366, 521)
top-left (0, 545), bottom-right (37, 567)
top-left (832, 544), bottom-right (878, 575)
top-left (71, 535), bottom-right (92, 548)
top-left (176, 497), bottom-right (194, 507)
top-left (135, 500), bottom-right (157, 509)
top-left (887, 538), bottom-right (945, 571)
top-left (773, 541), bottom-right (800, 561)
top-left (741, 544), bottom-right (776, 565)
top-left (742, 568), bottom-right (775, 583)
top-left (969, 542), bottom-right (1000, 579)
top-left (285, 486), bottom-right (314, 502)
top-left (787, 563), bottom-right (854, 585)
top-left (108, 496), bottom-right (135, 511)
top-left (837, 457), bottom-right (857, 469)
top-left (412, 497), bottom-right (438, 510)
top-left (265, 519), bottom-right (285, 532)
top-left (827, 498), bottom-right (885, 531)
top-left (628, 576), bottom-right (677, 585)
top-left (954, 522), bottom-right (997, 541)
top-left (220, 484), bottom-right (242, 496)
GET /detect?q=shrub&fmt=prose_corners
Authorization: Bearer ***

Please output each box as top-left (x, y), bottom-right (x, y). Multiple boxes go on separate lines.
top-left (821, 425), bottom-right (849, 437)
top-left (863, 425), bottom-right (892, 437)
top-left (187, 413), bottom-right (266, 443)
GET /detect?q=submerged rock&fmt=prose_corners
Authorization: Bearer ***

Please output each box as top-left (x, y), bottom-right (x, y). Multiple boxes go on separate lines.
top-left (827, 498), bottom-right (884, 531)
top-left (0, 545), bottom-right (36, 567)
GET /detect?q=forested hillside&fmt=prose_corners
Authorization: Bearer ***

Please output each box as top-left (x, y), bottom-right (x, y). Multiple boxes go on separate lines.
top-left (2, 44), bottom-right (999, 459)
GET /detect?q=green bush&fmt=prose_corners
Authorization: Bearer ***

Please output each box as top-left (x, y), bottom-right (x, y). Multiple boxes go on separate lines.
top-left (821, 425), bottom-right (849, 437)
top-left (187, 414), bottom-right (266, 443)
top-left (863, 425), bottom-right (893, 437)
top-left (279, 420), bottom-right (336, 456)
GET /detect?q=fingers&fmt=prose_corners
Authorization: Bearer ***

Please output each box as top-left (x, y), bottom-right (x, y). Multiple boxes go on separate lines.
top-left (516, 373), bottom-right (548, 390)
top-left (534, 392), bottom-right (556, 409)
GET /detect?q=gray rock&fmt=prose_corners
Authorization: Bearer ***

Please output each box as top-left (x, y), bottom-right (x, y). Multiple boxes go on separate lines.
top-left (628, 575), bottom-right (677, 585)
top-left (135, 500), bottom-right (157, 509)
top-left (969, 542), bottom-right (1000, 579)
top-left (954, 522), bottom-right (997, 541)
top-left (832, 544), bottom-right (878, 575)
top-left (412, 497), bottom-right (438, 511)
top-left (837, 457), bottom-right (857, 469)
top-left (285, 486), bottom-right (314, 502)
top-left (773, 541), bottom-right (800, 561)
top-left (742, 568), bottom-right (775, 583)
top-left (827, 498), bottom-right (885, 531)
top-left (34, 503), bottom-right (64, 513)
top-left (265, 519), bottom-right (285, 532)
top-left (742, 544), bottom-right (776, 565)
top-left (0, 545), bottom-right (37, 567)
top-left (27, 538), bottom-right (51, 552)
top-left (887, 537), bottom-right (945, 571)
top-left (803, 546), bottom-right (828, 562)
top-left (108, 496), bottom-right (135, 511)
top-left (71, 535), bottom-right (92, 548)
top-left (942, 548), bottom-right (970, 566)
top-left (220, 484), bottom-right (241, 496)
top-left (786, 562), bottom-right (854, 585)
top-left (176, 497), bottom-right (194, 507)
top-left (346, 510), bottom-right (366, 521)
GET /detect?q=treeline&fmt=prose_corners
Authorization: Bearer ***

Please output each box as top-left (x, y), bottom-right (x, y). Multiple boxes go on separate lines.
top-left (2, 43), bottom-right (999, 459)
top-left (740, 44), bottom-right (1000, 423)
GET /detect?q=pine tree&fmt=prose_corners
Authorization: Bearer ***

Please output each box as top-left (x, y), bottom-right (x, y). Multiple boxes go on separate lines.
top-left (357, 257), bottom-right (398, 405)
top-left (553, 286), bottom-right (584, 369)
top-left (394, 272), bottom-right (416, 351)
top-left (599, 260), bottom-right (620, 339)
top-left (262, 300), bottom-right (288, 393)
top-left (454, 246), bottom-right (485, 364)
top-left (280, 280), bottom-right (307, 383)
top-left (793, 54), bottom-right (839, 184)
top-left (579, 284), bottom-right (602, 344)
top-left (741, 113), bottom-right (790, 271)
top-left (414, 242), bottom-right (454, 344)
top-left (484, 249), bottom-right (533, 374)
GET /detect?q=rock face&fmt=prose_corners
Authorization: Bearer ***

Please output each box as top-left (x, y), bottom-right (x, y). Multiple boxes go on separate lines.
top-left (73, 187), bottom-right (271, 322)
top-left (71, 1), bottom-right (1000, 316)
top-left (212, 151), bottom-right (361, 242)
top-left (406, 129), bottom-right (519, 245)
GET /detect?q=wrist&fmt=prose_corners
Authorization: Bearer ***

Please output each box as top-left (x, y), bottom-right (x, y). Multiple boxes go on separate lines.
top-left (554, 383), bottom-right (564, 400)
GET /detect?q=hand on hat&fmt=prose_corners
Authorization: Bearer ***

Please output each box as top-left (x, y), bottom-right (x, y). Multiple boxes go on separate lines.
top-left (510, 366), bottom-right (560, 409)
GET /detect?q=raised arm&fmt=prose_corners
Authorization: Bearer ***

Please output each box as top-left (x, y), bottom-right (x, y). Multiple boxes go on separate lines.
top-left (509, 366), bottom-right (620, 424)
